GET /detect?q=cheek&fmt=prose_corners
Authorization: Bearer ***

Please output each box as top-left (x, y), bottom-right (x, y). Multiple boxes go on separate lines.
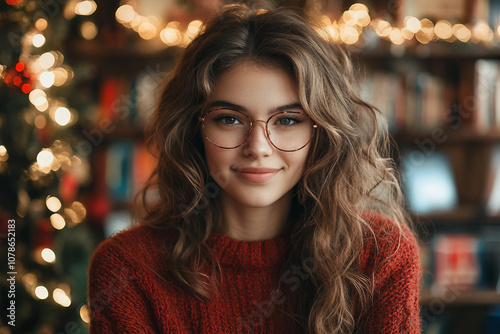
top-left (288, 150), bottom-right (309, 174)
top-left (203, 145), bottom-right (233, 188)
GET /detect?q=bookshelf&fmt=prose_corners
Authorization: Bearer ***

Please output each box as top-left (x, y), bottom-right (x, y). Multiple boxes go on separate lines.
top-left (344, 0), bottom-right (500, 332)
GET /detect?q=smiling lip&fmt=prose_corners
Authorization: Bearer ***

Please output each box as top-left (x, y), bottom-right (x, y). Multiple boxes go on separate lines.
top-left (233, 167), bottom-right (281, 183)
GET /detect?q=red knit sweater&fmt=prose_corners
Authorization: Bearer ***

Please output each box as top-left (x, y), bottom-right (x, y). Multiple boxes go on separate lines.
top-left (88, 213), bottom-right (421, 333)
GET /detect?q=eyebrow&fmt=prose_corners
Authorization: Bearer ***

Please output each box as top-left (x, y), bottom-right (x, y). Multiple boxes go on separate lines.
top-left (207, 100), bottom-right (303, 114)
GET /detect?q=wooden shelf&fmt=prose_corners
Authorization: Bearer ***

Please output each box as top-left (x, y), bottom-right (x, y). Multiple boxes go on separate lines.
top-left (354, 41), bottom-right (500, 61)
top-left (392, 127), bottom-right (500, 145)
top-left (420, 289), bottom-right (500, 306)
top-left (410, 205), bottom-right (478, 224)
top-left (66, 39), bottom-right (180, 73)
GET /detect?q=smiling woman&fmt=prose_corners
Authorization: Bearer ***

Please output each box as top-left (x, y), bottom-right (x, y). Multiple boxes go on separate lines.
top-left (88, 3), bottom-right (421, 334)
top-left (202, 61), bottom-right (312, 240)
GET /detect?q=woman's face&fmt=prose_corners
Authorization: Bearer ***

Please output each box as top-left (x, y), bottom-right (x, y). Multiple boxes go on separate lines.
top-left (202, 61), bottom-right (311, 210)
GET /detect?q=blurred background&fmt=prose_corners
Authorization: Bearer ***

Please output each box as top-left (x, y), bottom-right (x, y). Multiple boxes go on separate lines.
top-left (1, 0), bottom-right (500, 333)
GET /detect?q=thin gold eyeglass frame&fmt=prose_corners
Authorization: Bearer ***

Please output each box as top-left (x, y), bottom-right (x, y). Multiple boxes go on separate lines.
top-left (199, 107), bottom-right (317, 152)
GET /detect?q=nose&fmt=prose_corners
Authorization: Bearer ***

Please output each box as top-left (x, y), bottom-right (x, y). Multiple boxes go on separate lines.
top-left (242, 120), bottom-right (273, 158)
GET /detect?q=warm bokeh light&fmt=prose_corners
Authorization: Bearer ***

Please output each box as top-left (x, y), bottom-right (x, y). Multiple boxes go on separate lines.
top-left (160, 22), bottom-right (182, 46)
top-left (130, 13), bottom-right (144, 31)
top-left (39, 71), bottom-right (55, 88)
top-left (81, 21), bottom-right (98, 40)
top-left (453, 24), bottom-right (472, 42)
top-left (415, 19), bottom-right (434, 44)
top-left (53, 288), bottom-right (71, 307)
top-left (32, 34), bottom-right (46, 47)
top-left (185, 20), bottom-right (203, 39)
top-left (401, 27), bottom-right (414, 40)
top-left (54, 107), bottom-right (71, 126)
top-left (46, 196), bottom-right (62, 212)
top-left (372, 19), bottom-right (392, 37)
top-left (341, 10), bottom-right (357, 26)
top-left (435, 20), bottom-right (453, 39)
top-left (38, 52), bottom-right (56, 69)
top-left (41, 248), bottom-right (56, 263)
top-left (405, 16), bottom-right (421, 33)
top-left (115, 4), bottom-right (135, 23)
top-left (75, 0), bottom-right (97, 16)
top-left (138, 21), bottom-right (157, 40)
top-left (71, 201), bottom-right (87, 223)
top-left (37, 149), bottom-right (54, 168)
top-left (53, 67), bottom-right (70, 86)
top-left (0, 145), bottom-right (7, 157)
top-left (349, 3), bottom-right (370, 27)
top-left (35, 18), bottom-right (48, 31)
top-left (22, 273), bottom-right (37, 288)
top-left (50, 213), bottom-right (66, 230)
top-left (472, 21), bottom-right (493, 42)
top-left (30, 89), bottom-right (48, 106)
top-left (389, 28), bottom-right (405, 45)
top-left (80, 305), bottom-right (90, 323)
top-left (34, 115), bottom-right (47, 129)
top-left (35, 286), bottom-right (49, 299)
top-left (34, 98), bottom-right (49, 112)
top-left (339, 26), bottom-right (359, 44)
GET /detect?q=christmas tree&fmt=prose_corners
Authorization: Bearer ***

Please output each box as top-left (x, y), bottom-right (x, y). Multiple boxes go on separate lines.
top-left (0, 1), bottom-right (97, 332)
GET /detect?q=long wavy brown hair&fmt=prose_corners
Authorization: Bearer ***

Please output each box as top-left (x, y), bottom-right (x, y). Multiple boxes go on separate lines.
top-left (137, 3), bottom-right (413, 333)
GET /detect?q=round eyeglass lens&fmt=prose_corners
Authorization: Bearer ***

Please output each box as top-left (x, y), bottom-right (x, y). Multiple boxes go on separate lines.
top-left (203, 109), bottom-right (314, 151)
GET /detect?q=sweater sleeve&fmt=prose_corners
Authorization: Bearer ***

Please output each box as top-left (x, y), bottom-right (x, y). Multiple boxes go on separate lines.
top-left (87, 238), bottom-right (159, 334)
top-left (361, 221), bottom-right (422, 334)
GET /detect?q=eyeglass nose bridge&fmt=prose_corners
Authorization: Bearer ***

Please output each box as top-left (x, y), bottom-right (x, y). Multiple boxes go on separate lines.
top-left (247, 119), bottom-right (271, 139)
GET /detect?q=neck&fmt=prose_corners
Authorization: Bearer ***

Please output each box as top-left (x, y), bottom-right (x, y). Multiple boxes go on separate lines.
top-left (217, 192), bottom-right (292, 241)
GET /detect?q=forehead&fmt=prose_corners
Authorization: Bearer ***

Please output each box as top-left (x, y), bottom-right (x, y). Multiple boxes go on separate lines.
top-left (210, 61), bottom-right (299, 114)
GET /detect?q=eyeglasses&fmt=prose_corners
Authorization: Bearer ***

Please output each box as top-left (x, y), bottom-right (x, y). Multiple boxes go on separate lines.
top-left (200, 108), bottom-right (317, 152)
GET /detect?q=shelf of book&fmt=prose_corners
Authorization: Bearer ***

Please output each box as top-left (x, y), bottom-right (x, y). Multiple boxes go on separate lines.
top-left (410, 205), bottom-right (478, 224)
top-left (421, 289), bottom-right (500, 306)
top-left (393, 127), bottom-right (500, 145)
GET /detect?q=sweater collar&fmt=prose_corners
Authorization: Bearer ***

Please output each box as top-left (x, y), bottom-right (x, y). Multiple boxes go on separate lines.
top-left (207, 231), bottom-right (291, 269)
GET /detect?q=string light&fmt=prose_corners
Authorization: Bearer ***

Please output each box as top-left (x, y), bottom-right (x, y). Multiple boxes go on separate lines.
top-left (35, 18), bottom-right (48, 31)
top-left (75, 0), bottom-right (97, 16)
top-left (38, 52), bottom-right (56, 70)
top-left (35, 286), bottom-right (49, 299)
top-left (116, 2), bottom-right (500, 47)
top-left (54, 106), bottom-right (71, 126)
top-left (46, 196), bottom-right (62, 212)
top-left (34, 115), bottom-right (47, 129)
top-left (340, 26), bottom-right (359, 44)
top-left (50, 213), bottom-right (66, 230)
top-left (405, 16), bottom-right (421, 33)
top-left (32, 34), bottom-right (46, 47)
top-left (160, 22), bottom-right (182, 46)
top-left (81, 21), bottom-right (98, 40)
top-left (53, 288), bottom-right (71, 307)
top-left (115, 4), bottom-right (135, 24)
top-left (41, 248), bottom-right (56, 263)
top-left (80, 305), bottom-right (90, 323)
top-left (53, 67), bottom-right (70, 86)
top-left (435, 20), bottom-right (453, 40)
top-left (39, 71), bottom-right (55, 88)
top-left (138, 21), bottom-right (157, 40)
top-left (37, 149), bottom-right (54, 168)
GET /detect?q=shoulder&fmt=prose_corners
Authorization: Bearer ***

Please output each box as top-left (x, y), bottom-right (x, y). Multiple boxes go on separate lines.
top-left (360, 211), bottom-right (420, 275)
top-left (89, 224), bottom-right (179, 277)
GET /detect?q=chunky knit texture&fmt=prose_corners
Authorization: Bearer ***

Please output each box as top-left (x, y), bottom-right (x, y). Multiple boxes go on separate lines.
top-left (88, 213), bottom-right (421, 333)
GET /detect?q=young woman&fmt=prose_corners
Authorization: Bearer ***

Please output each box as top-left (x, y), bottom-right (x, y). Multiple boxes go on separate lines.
top-left (88, 4), bottom-right (421, 333)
